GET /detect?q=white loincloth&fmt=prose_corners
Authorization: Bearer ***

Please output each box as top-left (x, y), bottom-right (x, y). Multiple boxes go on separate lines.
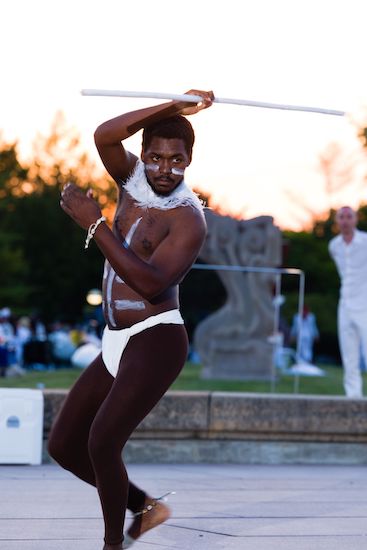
top-left (101, 309), bottom-right (184, 377)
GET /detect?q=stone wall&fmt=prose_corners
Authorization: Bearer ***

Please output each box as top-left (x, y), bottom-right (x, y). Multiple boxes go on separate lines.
top-left (42, 390), bottom-right (367, 464)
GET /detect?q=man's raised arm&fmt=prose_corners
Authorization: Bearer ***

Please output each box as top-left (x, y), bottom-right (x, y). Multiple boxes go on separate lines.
top-left (94, 90), bottom-right (214, 182)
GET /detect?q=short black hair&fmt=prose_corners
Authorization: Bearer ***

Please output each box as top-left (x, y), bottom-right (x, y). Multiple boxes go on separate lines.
top-left (142, 115), bottom-right (195, 157)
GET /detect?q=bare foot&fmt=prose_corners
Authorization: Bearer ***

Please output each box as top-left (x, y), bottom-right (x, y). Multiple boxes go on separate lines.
top-left (127, 496), bottom-right (171, 542)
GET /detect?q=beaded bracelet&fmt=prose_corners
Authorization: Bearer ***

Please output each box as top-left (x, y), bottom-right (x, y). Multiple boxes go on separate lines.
top-left (84, 215), bottom-right (106, 250)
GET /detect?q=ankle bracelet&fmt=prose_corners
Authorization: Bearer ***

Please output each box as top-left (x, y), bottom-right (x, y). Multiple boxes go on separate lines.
top-left (133, 491), bottom-right (176, 517)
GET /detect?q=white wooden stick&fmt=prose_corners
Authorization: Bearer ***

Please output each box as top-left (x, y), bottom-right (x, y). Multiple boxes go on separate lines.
top-left (81, 89), bottom-right (346, 117)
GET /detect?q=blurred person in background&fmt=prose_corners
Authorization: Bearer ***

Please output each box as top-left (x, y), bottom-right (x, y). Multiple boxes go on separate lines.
top-left (290, 305), bottom-right (319, 364)
top-left (329, 206), bottom-right (367, 398)
top-left (0, 308), bottom-right (15, 375)
top-left (14, 316), bottom-right (32, 366)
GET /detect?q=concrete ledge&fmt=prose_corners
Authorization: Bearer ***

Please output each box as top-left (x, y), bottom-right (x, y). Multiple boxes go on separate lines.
top-left (209, 392), bottom-right (367, 442)
top-left (42, 390), bottom-right (210, 438)
top-left (123, 439), bottom-right (367, 465)
top-left (137, 391), bottom-right (210, 433)
top-left (43, 389), bottom-right (68, 438)
top-left (41, 389), bottom-right (367, 463)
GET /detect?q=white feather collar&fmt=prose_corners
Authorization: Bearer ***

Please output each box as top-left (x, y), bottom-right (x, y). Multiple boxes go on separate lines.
top-left (123, 160), bottom-right (204, 212)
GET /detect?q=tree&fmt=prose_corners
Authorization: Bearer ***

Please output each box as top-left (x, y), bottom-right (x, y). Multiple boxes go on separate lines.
top-left (0, 140), bottom-right (30, 308)
top-left (284, 135), bottom-right (367, 228)
top-left (0, 117), bottom-right (115, 321)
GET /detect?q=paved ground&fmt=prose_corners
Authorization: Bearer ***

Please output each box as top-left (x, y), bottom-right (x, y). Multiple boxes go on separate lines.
top-left (1, 462), bottom-right (367, 549)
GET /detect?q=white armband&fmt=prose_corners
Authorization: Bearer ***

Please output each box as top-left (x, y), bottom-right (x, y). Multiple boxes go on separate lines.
top-left (84, 216), bottom-right (106, 250)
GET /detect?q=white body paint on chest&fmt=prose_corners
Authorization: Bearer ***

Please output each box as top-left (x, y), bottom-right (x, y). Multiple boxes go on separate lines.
top-left (103, 217), bottom-right (144, 326)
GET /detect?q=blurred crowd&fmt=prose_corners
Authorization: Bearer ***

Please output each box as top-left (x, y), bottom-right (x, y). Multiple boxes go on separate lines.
top-left (0, 307), bottom-right (103, 378)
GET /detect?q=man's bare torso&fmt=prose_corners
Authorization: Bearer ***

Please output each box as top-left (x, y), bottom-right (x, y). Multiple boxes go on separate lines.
top-left (102, 190), bottom-right (181, 329)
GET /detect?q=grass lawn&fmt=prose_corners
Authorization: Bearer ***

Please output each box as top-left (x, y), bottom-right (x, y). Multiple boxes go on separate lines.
top-left (0, 361), bottom-right (358, 396)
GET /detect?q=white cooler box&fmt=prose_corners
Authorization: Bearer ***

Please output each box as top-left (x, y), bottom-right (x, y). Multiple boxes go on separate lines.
top-left (0, 388), bottom-right (44, 465)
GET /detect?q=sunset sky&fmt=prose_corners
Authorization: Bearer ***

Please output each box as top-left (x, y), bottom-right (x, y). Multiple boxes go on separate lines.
top-left (2, 0), bottom-right (367, 229)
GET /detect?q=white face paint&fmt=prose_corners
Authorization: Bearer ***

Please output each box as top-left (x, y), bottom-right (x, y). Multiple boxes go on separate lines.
top-left (171, 167), bottom-right (185, 176)
top-left (144, 163), bottom-right (185, 176)
top-left (144, 163), bottom-right (159, 173)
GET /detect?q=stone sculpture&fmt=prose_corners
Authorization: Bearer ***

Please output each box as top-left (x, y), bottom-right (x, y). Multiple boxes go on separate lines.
top-left (194, 209), bottom-right (282, 380)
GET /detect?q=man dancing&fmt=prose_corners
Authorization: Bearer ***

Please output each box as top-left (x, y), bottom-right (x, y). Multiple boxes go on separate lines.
top-left (48, 89), bottom-right (214, 549)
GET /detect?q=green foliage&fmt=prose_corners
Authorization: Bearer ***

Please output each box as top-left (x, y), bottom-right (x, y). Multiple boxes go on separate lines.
top-left (0, 141), bottom-right (28, 198)
top-left (180, 269), bottom-right (226, 340)
top-left (5, 185), bottom-right (105, 320)
top-left (0, 143), bottom-right (30, 311)
top-left (0, 124), bottom-right (112, 321)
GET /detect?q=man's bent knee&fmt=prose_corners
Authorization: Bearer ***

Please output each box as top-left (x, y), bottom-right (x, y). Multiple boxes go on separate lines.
top-left (48, 433), bottom-right (64, 464)
top-left (48, 431), bottom-right (75, 470)
top-left (88, 429), bottom-right (124, 468)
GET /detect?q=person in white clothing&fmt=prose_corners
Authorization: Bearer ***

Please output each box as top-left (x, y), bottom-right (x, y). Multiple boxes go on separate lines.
top-left (328, 206), bottom-right (367, 398)
top-left (290, 305), bottom-right (319, 363)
